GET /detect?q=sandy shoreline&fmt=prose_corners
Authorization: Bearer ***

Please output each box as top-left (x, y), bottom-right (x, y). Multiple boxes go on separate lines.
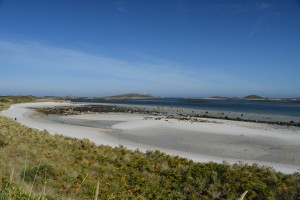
top-left (1, 102), bottom-right (300, 174)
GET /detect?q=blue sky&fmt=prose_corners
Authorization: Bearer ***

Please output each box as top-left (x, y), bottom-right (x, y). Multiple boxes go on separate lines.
top-left (0, 0), bottom-right (299, 97)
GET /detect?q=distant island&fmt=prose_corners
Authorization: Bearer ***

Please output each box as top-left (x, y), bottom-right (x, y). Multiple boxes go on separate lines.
top-left (243, 95), bottom-right (263, 99)
top-left (40, 94), bottom-right (300, 102)
top-left (181, 94), bottom-right (300, 102)
top-left (64, 93), bottom-right (160, 101)
top-left (210, 96), bottom-right (229, 99)
top-left (182, 94), bottom-right (264, 101)
top-left (102, 93), bottom-right (160, 100)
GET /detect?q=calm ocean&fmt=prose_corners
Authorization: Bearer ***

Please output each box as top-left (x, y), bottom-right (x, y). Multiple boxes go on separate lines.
top-left (72, 98), bottom-right (300, 117)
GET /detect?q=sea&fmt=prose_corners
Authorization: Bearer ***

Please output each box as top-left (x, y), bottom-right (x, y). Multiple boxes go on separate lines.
top-left (72, 98), bottom-right (300, 118)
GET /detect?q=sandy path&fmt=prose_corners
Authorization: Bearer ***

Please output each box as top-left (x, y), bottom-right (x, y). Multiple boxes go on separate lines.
top-left (1, 102), bottom-right (300, 174)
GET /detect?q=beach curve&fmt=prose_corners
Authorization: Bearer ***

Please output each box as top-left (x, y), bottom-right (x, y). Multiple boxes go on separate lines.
top-left (1, 102), bottom-right (300, 174)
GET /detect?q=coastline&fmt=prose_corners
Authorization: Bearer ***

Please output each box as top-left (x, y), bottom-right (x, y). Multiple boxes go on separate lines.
top-left (71, 98), bottom-right (300, 125)
top-left (1, 102), bottom-right (300, 174)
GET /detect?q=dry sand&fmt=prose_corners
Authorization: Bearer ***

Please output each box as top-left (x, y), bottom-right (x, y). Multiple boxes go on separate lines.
top-left (1, 102), bottom-right (300, 174)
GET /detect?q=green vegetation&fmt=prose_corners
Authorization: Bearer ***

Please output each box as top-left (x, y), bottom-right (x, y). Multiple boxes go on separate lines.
top-left (1, 96), bottom-right (300, 199)
top-left (0, 95), bottom-right (65, 111)
top-left (0, 96), bottom-right (36, 111)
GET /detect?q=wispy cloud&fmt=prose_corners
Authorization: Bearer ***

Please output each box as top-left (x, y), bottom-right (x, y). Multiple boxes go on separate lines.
top-left (246, 9), bottom-right (281, 39)
top-left (0, 39), bottom-right (261, 97)
top-left (116, 1), bottom-right (128, 13)
top-left (0, 40), bottom-right (201, 96)
top-left (204, 2), bottom-right (274, 14)
top-left (256, 2), bottom-right (272, 10)
top-left (117, 7), bottom-right (127, 13)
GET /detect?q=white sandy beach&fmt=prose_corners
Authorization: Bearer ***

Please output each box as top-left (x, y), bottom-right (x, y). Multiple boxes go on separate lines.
top-left (1, 102), bottom-right (300, 174)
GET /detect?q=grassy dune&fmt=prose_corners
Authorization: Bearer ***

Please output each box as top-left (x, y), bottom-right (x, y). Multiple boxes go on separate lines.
top-left (0, 96), bottom-right (36, 111)
top-left (0, 96), bottom-right (300, 199)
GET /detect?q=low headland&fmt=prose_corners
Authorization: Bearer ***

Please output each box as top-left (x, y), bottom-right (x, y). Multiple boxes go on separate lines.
top-left (182, 94), bottom-right (300, 102)
top-left (66, 93), bottom-right (160, 101)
